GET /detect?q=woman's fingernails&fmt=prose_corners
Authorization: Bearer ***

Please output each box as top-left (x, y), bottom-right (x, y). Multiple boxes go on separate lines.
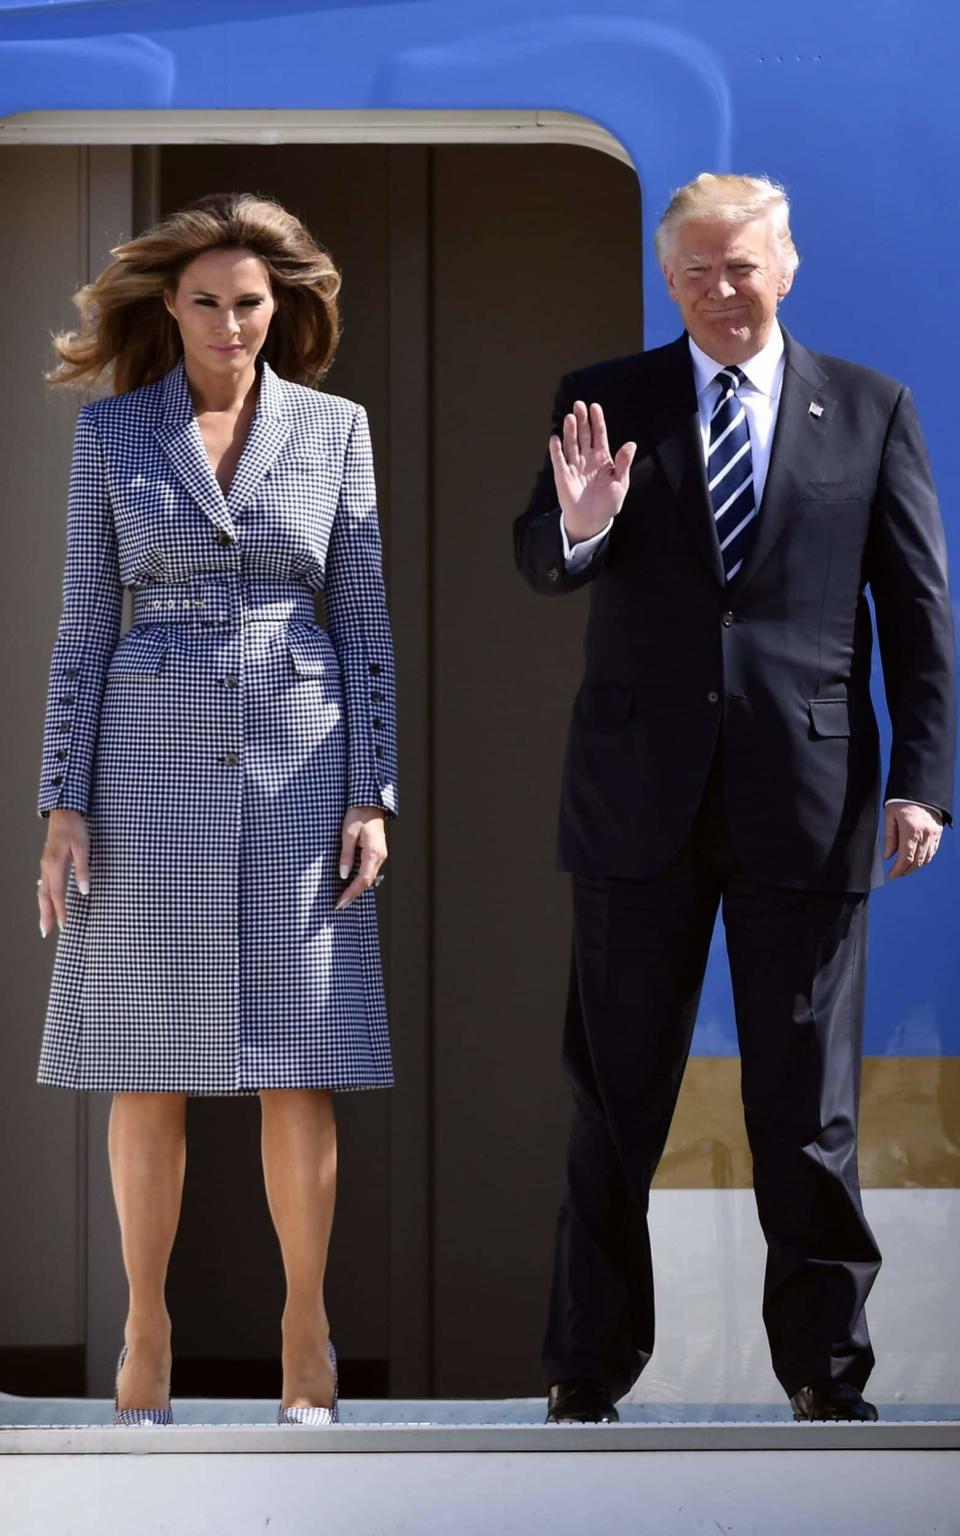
top-left (78, 879), bottom-right (90, 896)
top-left (339, 863), bottom-right (350, 880)
top-left (56, 916), bottom-right (63, 932)
top-left (39, 919), bottom-right (47, 938)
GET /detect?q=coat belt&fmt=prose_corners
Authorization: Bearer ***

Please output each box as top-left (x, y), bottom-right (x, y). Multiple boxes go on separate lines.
top-left (131, 577), bottom-right (317, 627)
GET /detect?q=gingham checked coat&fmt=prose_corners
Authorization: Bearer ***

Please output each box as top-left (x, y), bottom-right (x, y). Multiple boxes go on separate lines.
top-left (36, 352), bottom-right (398, 1094)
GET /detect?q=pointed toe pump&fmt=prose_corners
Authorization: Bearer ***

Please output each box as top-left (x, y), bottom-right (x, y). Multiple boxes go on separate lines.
top-left (112, 1343), bottom-right (174, 1427)
top-left (277, 1339), bottom-right (339, 1425)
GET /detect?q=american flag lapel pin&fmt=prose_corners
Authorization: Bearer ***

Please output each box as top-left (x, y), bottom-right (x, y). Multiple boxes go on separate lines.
top-left (808, 400), bottom-right (824, 418)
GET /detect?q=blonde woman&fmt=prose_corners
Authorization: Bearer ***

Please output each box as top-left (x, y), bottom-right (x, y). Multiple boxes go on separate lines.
top-left (35, 191), bottom-right (398, 1425)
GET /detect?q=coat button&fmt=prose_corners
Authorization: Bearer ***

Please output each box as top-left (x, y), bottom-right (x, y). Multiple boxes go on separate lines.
top-left (548, 566), bottom-right (560, 583)
top-left (707, 691), bottom-right (719, 704)
top-left (58, 721), bottom-right (73, 732)
top-left (722, 612), bottom-right (735, 627)
top-left (56, 748), bottom-right (68, 761)
top-left (65, 667), bottom-right (79, 679)
top-left (51, 775), bottom-right (64, 786)
top-left (221, 750), bottom-right (240, 767)
top-left (224, 675), bottom-right (239, 689)
top-left (371, 690), bottom-right (384, 703)
top-left (215, 529), bottom-right (232, 546)
top-left (373, 717), bottom-right (383, 729)
top-left (369, 662), bottom-right (382, 676)
top-left (61, 695), bottom-right (76, 706)
top-left (375, 745), bottom-right (384, 758)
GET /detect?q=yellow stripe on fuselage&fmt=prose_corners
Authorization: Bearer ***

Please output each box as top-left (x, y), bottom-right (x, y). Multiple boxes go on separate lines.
top-left (654, 1057), bottom-right (960, 1188)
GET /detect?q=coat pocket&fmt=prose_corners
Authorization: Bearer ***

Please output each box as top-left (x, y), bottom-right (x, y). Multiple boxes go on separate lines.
top-left (277, 452), bottom-right (329, 475)
top-left (808, 697), bottom-right (850, 737)
top-left (286, 625), bottom-right (339, 677)
top-left (106, 625), bottom-right (170, 679)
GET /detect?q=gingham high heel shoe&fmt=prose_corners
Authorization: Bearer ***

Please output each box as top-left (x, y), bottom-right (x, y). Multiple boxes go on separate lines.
top-left (113, 1344), bottom-right (174, 1426)
top-left (277, 1339), bottom-right (339, 1425)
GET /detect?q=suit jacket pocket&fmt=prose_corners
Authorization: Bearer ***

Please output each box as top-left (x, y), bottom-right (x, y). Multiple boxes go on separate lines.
top-left (798, 480), bottom-right (866, 502)
top-left (576, 682), bottom-right (635, 728)
top-left (106, 625), bottom-right (170, 679)
top-left (808, 697), bottom-right (851, 737)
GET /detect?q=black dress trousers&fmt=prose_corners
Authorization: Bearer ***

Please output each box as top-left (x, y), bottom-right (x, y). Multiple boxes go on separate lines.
top-left (542, 750), bottom-right (882, 1402)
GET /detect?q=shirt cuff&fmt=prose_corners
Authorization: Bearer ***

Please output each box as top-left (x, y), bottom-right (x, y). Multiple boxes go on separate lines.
top-left (560, 512), bottom-right (614, 572)
top-left (884, 797), bottom-right (944, 820)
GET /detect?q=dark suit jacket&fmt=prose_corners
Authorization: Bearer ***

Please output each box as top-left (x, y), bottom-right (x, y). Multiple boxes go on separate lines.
top-left (514, 327), bottom-right (956, 891)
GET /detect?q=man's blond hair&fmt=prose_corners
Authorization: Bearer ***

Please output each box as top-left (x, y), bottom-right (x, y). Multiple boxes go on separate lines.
top-left (654, 172), bottom-right (799, 276)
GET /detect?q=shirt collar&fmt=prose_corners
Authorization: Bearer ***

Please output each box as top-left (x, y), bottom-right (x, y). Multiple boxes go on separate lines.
top-left (688, 319), bottom-right (785, 400)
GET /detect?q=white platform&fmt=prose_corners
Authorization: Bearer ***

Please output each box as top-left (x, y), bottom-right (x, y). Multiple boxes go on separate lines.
top-left (2, 1399), bottom-right (958, 1536)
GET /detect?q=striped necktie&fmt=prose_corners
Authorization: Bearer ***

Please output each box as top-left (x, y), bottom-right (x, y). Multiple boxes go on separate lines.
top-left (708, 366), bottom-right (756, 582)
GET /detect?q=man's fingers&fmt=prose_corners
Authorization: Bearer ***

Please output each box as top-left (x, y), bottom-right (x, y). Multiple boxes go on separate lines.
top-left (614, 440), bottom-right (637, 487)
top-left (590, 403), bottom-right (611, 461)
top-left (549, 434), bottom-right (575, 484)
top-left (882, 806), bottom-right (898, 859)
top-left (573, 399), bottom-right (592, 458)
top-left (888, 828), bottom-right (921, 879)
top-left (562, 413), bottom-right (581, 470)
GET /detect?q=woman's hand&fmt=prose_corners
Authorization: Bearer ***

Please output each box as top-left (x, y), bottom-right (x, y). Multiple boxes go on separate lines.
top-left (38, 809), bottom-right (90, 936)
top-left (336, 805), bottom-right (387, 911)
top-left (549, 400), bottom-right (637, 545)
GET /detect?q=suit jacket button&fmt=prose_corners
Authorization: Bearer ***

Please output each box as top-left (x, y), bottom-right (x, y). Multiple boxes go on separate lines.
top-left (221, 750), bottom-right (240, 767)
top-left (707, 690), bottom-right (719, 703)
top-left (51, 775), bottom-right (63, 786)
top-left (722, 611), bottom-right (735, 627)
top-left (215, 529), bottom-right (232, 546)
top-left (369, 662), bottom-right (382, 676)
top-left (548, 565), bottom-right (560, 583)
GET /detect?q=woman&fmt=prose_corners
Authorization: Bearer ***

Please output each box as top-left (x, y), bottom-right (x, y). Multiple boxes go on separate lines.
top-left (34, 190), bottom-right (398, 1426)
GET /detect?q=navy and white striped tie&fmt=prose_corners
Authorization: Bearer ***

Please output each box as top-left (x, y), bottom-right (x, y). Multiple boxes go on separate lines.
top-left (708, 366), bottom-right (756, 582)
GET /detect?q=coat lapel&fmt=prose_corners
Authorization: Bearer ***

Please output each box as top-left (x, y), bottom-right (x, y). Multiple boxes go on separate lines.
top-left (728, 328), bottom-right (833, 594)
top-left (153, 354), bottom-right (292, 539)
top-left (650, 336), bottom-right (725, 587)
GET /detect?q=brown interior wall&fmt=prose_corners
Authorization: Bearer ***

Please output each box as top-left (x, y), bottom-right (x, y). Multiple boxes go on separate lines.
top-left (429, 144), bottom-right (642, 1394)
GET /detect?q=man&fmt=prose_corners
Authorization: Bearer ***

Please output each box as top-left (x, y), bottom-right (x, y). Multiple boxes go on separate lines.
top-left (514, 173), bottom-right (955, 1424)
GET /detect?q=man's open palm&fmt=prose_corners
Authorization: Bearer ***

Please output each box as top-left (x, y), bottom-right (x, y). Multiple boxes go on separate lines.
top-left (549, 400), bottom-right (636, 544)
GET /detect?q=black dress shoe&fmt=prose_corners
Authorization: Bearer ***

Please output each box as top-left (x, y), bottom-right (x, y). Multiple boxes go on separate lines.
top-left (546, 1379), bottom-right (619, 1424)
top-left (790, 1381), bottom-right (878, 1422)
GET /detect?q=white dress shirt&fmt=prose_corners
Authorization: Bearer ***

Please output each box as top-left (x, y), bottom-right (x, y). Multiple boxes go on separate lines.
top-left (558, 322), bottom-right (937, 819)
top-left (561, 322), bottom-right (785, 570)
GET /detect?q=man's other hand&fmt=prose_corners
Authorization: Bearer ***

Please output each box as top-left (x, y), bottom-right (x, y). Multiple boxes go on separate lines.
top-left (883, 802), bottom-right (944, 879)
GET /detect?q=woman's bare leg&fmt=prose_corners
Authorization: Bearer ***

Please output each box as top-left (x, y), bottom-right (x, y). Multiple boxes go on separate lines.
top-left (108, 1092), bottom-right (187, 1410)
top-left (259, 1089), bottom-right (337, 1409)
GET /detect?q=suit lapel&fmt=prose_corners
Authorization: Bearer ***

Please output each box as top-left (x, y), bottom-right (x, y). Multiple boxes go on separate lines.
top-left (729, 328), bottom-right (833, 594)
top-left (153, 354), bottom-right (291, 539)
top-left (649, 336), bottom-right (725, 587)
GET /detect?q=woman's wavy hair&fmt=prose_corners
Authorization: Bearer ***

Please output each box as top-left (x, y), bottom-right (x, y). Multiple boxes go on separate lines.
top-left (46, 191), bottom-right (342, 395)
